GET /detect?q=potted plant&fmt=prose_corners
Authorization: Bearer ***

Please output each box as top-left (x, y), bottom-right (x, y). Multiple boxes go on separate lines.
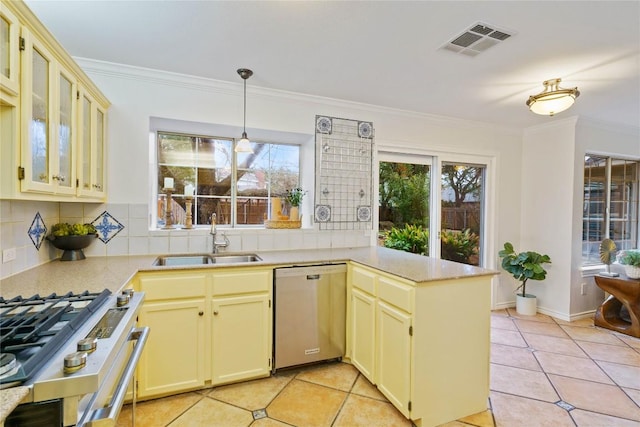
top-left (285, 187), bottom-right (306, 221)
top-left (47, 222), bottom-right (98, 261)
top-left (618, 250), bottom-right (640, 279)
top-left (498, 242), bottom-right (551, 315)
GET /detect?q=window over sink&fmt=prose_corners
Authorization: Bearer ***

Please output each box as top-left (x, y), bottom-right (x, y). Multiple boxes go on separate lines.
top-left (155, 131), bottom-right (300, 228)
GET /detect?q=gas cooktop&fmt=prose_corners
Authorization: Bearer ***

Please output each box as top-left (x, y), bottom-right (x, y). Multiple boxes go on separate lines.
top-left (0, 290), bottom-right (112, 387)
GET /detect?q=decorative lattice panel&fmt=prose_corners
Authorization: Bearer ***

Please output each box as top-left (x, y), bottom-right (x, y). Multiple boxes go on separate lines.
top-left (314, 116), bottom-right (374, 230)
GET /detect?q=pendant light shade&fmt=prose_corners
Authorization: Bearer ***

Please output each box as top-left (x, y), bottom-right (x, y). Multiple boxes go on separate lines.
top-left (526, 78), bottom-right (580, 116)
top-left (235, 68), bottom-right (254, 153)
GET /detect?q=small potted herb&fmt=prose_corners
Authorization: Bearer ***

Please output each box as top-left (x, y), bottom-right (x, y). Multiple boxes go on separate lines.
top-left (285, 187), bottom-right (306, 220)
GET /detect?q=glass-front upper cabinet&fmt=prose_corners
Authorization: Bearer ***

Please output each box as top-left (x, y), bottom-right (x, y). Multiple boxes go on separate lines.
top-left (0, 3), bottom-right (20, 96)
top-left (77, 85), bottom-right (106, 198)
top-left (20, 27), bottom-right (76, 195)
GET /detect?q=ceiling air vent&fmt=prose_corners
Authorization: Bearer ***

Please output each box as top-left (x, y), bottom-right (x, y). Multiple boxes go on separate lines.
top-left (440, 22), bottom-right (515, 57)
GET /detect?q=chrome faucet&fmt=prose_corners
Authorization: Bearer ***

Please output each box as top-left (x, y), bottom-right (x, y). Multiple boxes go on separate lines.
top-left (210, 213), bottom-right (229, 254)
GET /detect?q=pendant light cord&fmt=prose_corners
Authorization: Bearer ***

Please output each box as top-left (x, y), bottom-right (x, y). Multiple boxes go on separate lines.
top-left (243, 78), bottom-right (247, 134)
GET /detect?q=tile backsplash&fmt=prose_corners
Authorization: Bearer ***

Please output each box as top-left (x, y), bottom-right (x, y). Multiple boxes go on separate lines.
top-left (0, 200), bottom-right (372, 280)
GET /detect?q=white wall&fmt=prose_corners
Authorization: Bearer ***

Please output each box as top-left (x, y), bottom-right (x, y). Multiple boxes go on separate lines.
top-left (571, 118), bottom-right (640, 316)
top-left (77, 59), bottom-right (524, 308)
top-left (521, 117), bottom-right (640, 320)
top-left (521, 118), bottom-right (578, 319)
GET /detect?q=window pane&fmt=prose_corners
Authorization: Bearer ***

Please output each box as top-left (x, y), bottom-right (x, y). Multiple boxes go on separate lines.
top-left (582, 155), bottom-right (639, 265)
top-left (236, 142), bottom-right (300, 225)
top-left (610, 159), bottom-right (638, 251)
top-left (441, 163), bottom-right (483, 266)
top-left (378, 161), bottom-right (430, 255)
top-left (157, 131), bottom-right (299, 228)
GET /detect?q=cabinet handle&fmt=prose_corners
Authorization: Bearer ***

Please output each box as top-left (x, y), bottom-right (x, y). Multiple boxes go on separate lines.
top-left (198, 311), bottom-right (204, 316)
top-left (213, 311), bottom-right (219, 316)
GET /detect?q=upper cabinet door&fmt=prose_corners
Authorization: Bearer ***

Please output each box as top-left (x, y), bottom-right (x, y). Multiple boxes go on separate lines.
top-left (77, 85), bottom-right (106, 198)
top-left (0, 3), bottom-right (20, 96)
top-left (20, 28), bottom-right (77, 195)
top-left (20, 27), bottom-right (54, 193)
top-left (54, 64), bottom-right (77, 195)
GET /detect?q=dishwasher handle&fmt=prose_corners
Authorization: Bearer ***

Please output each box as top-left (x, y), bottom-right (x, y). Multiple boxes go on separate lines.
top-left (306, 274), bottom-right (320, 280)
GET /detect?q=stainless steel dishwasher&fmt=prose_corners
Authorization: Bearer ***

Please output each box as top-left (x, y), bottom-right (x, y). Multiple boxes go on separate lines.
top-left (273, 264), bottom-right (347, 371)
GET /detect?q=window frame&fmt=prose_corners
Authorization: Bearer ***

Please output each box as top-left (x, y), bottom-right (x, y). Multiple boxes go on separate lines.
top-left (582, 154), bottom-right (640, 266)
top-left (154, 130), bottom-right (301, 229)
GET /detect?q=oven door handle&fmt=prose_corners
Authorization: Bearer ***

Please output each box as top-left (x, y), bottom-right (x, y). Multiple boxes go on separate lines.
top-left (86, 326), bottom-right (149, 426)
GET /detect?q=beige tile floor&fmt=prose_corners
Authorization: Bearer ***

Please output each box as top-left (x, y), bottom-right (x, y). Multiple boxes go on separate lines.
top-left (117, 308), bottom-right (640, 427)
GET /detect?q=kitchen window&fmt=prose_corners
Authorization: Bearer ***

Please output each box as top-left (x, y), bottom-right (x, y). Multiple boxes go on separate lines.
top-left (156, 131), bottom-right (300, 228)
top-left (582, 155), bottom-right (639, 265)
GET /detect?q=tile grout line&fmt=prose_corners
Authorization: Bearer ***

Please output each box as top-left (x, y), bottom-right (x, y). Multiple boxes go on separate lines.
top-left (328, 371), bottom-right (360, 427)
top-left (164, 391), bottom-right (207, 427)
top-left (491, 312), bottom-right (640, 424)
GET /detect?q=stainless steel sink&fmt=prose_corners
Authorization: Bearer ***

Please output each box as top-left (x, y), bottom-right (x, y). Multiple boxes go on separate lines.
top-left (210, 254), bottom-right (261, 264)
top-left (153, 255), bottom-right (214, 266)
top-left (153, 253), bottom-right (261, 266)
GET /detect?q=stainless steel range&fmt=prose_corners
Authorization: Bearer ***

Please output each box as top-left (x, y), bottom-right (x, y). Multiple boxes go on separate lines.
top-left (0, 288), bottom-right (148, 426)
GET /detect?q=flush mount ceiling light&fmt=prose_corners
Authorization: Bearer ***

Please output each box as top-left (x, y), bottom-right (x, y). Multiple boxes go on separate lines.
top-left (526, 78), bottom-right (580, 116)
top-left (235, 68), bottom-right (254, 153)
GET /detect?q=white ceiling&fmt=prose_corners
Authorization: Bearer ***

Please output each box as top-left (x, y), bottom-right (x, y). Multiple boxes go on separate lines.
top-left (24, 0), bottom-right (640, 130)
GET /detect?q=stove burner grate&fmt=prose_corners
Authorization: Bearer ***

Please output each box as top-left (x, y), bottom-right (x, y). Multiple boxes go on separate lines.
top-left (0, 289), bottom-right (112, 385)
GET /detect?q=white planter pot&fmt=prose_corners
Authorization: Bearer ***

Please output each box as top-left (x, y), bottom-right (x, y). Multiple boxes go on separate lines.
top-left (515, 294), bottom-right (537, 316)
top-left (624, 265), bottom-right (640, 279)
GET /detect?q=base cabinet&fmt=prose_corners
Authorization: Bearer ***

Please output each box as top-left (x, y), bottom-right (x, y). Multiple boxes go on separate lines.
top-left (138, 299), bottom-right (206, 398)
top-left (349, 287), bottom-right (376, 382)
top-left (348, 264), bottom-right (414, 417)
top-left (347, 263), bottom-right (491, 427)
top-left (211, 294), bottom-right (271, 385)
top-left (376, 300), bottom-right (412, 417)
top-left (136, 271), bottom-right (207, 399)
top-left (134, 267), bottom-right (272, 399)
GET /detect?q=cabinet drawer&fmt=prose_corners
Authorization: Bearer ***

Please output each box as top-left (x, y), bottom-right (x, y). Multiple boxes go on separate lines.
top-left (378, 276), bottom-right (413, 313)
top-left (212, 270), bottom-right (271, 296)
top-left (139, 273), bottom-right (207, 301)
top-left (351, 266), bottom-right (377, 295)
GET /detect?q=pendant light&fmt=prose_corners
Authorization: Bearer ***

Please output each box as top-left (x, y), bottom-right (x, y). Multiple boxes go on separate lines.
top-left (235, 68), bottom-right (254, 153)
top-left (526, 78), bottom-right (580, 116)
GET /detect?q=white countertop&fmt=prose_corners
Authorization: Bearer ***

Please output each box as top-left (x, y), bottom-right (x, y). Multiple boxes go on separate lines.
top-left (0, 246), bottom-right (496, 422)
top-left (0, 247), bottom-right (496, 298)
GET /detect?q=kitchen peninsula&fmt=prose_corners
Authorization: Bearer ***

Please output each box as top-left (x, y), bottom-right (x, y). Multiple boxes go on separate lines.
top-left (0, 247), bottom-right (496, 427)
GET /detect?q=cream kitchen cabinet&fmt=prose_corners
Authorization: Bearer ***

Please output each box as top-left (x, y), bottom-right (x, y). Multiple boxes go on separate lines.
top-left (0, 0), bottom-right (109, 202)
top-left (20, 26), bottom-right (76, 196)
top-left (349, 280), bottom-right (376, 383)
top-left (211, 268), bottom-right (272, 386)
top-left (136, 271), bottom-right (207, 399)
top-left (0, 3), bottom-right (20, 97)
top-left (76, 86), bottom-right (106, 198)
top-left (376, 299), bottom-right (412, 417)
top-left (346, 262), bottom-right (491, 427)
top-left (348, 264), bottom-right (413, 417)
top-left (134, 267), bottom-right (272, 399)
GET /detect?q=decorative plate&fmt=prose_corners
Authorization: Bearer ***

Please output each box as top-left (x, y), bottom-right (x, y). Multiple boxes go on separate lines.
top-left (315, 205), bottom-right (331, 222)
top-left (358, 121), bottom-right (373, 138)
top-left (316, 116), bottom-right (332, 134)
top-left (357, 206), bottom-right (371, 222)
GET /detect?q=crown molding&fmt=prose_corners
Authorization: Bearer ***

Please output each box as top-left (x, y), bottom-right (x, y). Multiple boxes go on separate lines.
top-left (75, 58), bottom-right (521, 135)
